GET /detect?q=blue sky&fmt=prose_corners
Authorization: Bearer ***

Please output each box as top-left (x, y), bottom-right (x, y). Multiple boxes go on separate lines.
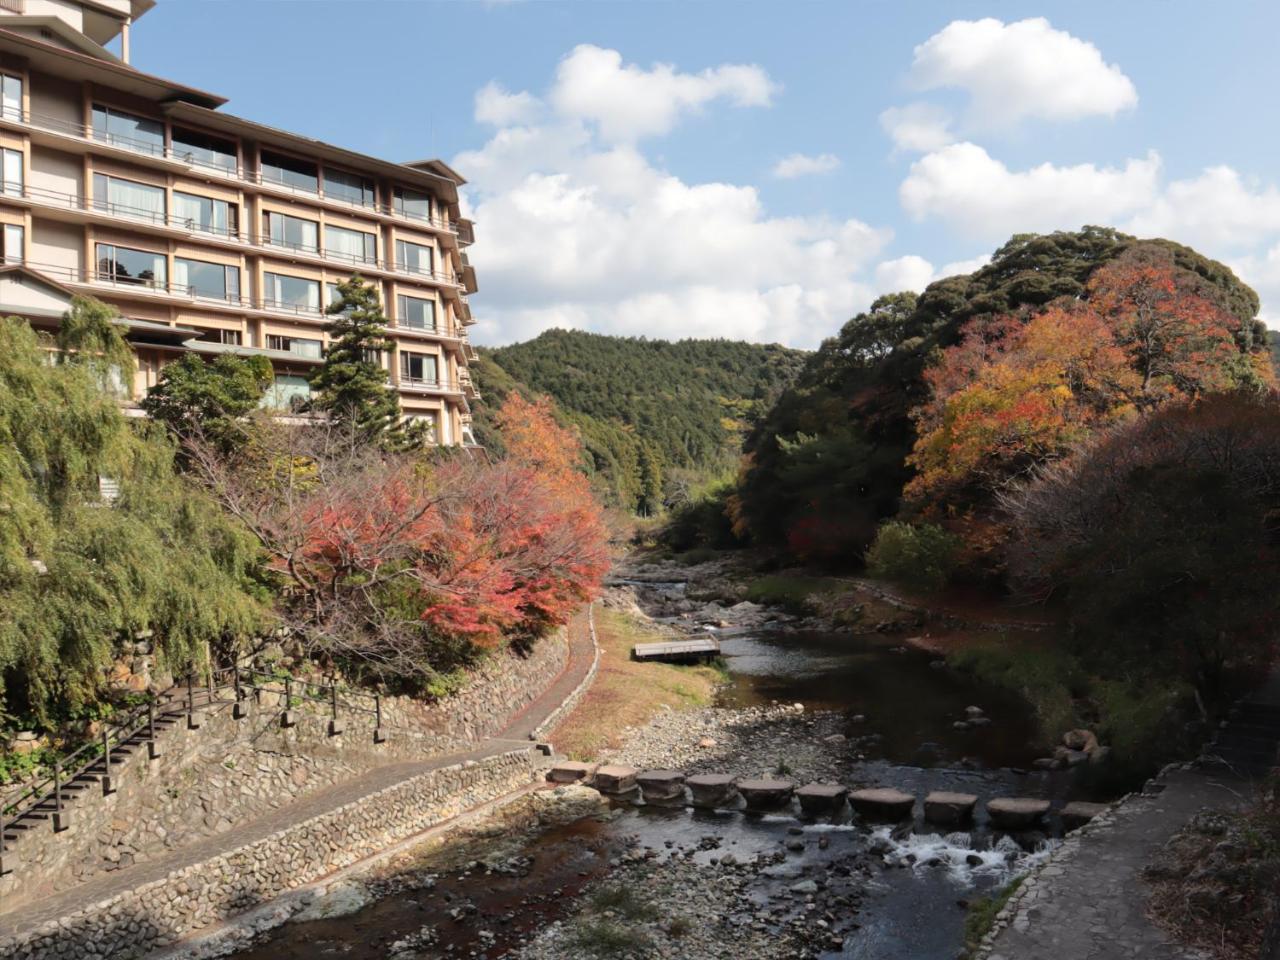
top-left (135, 1), bottom-right (1280, 346)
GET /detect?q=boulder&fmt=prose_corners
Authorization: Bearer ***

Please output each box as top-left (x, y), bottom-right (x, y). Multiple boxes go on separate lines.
top-left (738, 778), bottom-right (796, 811)
top-left (592, 765), bottom-right (638, 795)
top-left (986, 797), bottom-right (1050, 830)
top-left (1053, 746), bottom-right (1089, 767)
top-left (849, 787), bottom-right (916, 821)
top-left (1060, 801), bottom-right (1109, 831)
top-left (636, 769), bottom-right (686, 804)
top-left (1063, 729), bottom-right (1100, 753)
top-left (546, 761), bottom-right (595, 785)
top-left (796, 782), bottom-right (849, 815)
top-left (686, 773), bottom-right (737, 809)
top-left (924, 791), bottom-right (978, 825)
top-left (965, 706), bottom-right (985, 718)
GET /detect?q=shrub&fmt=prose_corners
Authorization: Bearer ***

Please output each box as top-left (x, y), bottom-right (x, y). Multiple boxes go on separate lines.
top-left (865, 521), bottom-right (959, 589)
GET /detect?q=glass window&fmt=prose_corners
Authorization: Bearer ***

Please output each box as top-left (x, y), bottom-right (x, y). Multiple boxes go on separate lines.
top-left (399, 351), bottom-right (438, 383)
top-left (396, 294), bottom-right (435, 331)
top-left (265, 211), bottom-right (319, 252)
top-left (263, 272), bottom-right (320, 313)
top-left (91, 104), bottom-right (164, 155)
top-left (395, 240), bottom-right (433, 276)
top-left (393, 187), bottom-right (431, 221)
top-left (194, 326), bottom-right (242, 345)
top-left (174, 257), bottom-right (240, 301)
top-left (261, 374), bottom-right (311, 410)
top-left (2, 148), bottom-right (20, 196)
top-left (96, 242), bottom-right (166, 287)
top-left (260, 150), bottom-right (318, 193)
top-left (323, 167), bottom-right (375, 207)
top-left (265, 334), bottom-right (323, 358)
top-left (92, 173), bottom-right (165, 223)
top-left (173, 191), bottom-right (236, 237)
top-left (0, 74), bottom-right (22, 121)
top-left (2, 223), bottom-right (23, 264)
top-left (325, 225), bottom-right (376, 265)
top-left (171, 127), bottom-right (237, 174)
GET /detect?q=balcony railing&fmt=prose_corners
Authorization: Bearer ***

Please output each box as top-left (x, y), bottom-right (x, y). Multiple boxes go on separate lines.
top-left (0, 0), bottom-right (26, 13)
top-left (398, 375), bottom-right (462, 394)
top-left (1, 183), bottom-right (464, 286)
top-left (0, 106), bottom-right (466, 235)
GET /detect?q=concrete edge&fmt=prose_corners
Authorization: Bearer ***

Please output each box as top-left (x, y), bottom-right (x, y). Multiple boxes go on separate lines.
top-left (529, 601), bottom-right (601, 744)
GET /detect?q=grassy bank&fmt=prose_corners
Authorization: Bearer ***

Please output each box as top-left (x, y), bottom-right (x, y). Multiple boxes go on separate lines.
top-left (549, 608), bottom-right (724, 760)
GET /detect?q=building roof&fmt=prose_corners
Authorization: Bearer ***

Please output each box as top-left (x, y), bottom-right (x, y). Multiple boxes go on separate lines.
top-left (0, 26), bottom-right (226, 108)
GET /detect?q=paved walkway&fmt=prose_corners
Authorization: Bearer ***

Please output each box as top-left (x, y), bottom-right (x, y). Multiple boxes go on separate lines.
top-left (0, 605), bottom-right (598, 941)
top-left (987, 672), bottom-right (1280, 960)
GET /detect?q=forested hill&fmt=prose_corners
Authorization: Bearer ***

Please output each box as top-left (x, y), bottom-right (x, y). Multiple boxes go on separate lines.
top-left (471, 329), bottom-right (808, 513)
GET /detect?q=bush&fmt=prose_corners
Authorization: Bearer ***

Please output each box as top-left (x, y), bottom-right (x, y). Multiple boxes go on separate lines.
top-left (659, 483), bottom-right (739, 552)
top-left (743, 574), bottom-right (830, 615)
top-left (865, 521), bottom-right (959, 589)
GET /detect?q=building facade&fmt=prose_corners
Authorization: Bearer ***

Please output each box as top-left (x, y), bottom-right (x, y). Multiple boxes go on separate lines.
top-left (0, 0), bottom-right (479, 445)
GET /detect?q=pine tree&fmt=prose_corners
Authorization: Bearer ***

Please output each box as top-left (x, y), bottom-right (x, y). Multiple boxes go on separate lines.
top-left (309, 274), bottom-right (401, 444)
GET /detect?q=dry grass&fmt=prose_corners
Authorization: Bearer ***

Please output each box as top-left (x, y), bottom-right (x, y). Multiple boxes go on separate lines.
top-left (549, 608), bottom-right (722, 761)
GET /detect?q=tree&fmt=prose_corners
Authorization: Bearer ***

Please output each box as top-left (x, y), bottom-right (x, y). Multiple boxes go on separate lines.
top-left (308, 274), bottom-right (401, 445)
top-left (142, 353), bottom-right (273, 457)
top-left (1002, 394), bottom-right (1280, 700)
top-left (0, 310), bottom-right (266, 723)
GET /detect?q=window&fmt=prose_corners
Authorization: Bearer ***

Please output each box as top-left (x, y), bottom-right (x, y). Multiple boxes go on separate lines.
top-left (1, 148), bottom-right (20, 197)
top-left (265, 211), bottom-right (319, 253)
top-left (260, 150), bottom-right (318, 193)
top-left (395, 240), bottom-right (432, 276)
top-left (399, 351), bottom-right (438, 384)
top-left (194, 326), bottom-right (242, 345)
top-left (261, 374), bottom-right (311, 410)
top-left (396, 294), bottom-right (435, 331)
top-left (393, 187), bottom-right (431, 222)
top-left (325, 225), bottom-right (376, 265)
top-left (91, 104), bottom-right (164, 155)
top-left (174, 257), bottom-right (240, 301)
top-left (263, 272), bottom-right (320, 313)
top-left (92, 173), bottom-right (164, 223)
top-left (323, 168), bottom-right (375, 207)
top-left (171, 127), bottom-right (237, 174)
top-left (265, 334), bottom-right (323, 359)
top-left (410, 412), bottom-right (438, 444)
top-left (0, 74), bottom-right (22, 121)
top-left (2, 223), bottom-right (23, 264)
top-left (174, 191), bottom-right (237, 237)
top-left (96, 243), bottom-right (166, 287)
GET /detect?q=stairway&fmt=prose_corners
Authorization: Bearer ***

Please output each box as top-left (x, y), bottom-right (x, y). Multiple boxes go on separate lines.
top-left (1200, 673), bottom-right (1280, 780)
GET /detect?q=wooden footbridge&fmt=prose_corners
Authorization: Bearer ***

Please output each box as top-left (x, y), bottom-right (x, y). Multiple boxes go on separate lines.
top-left (631, 637), bottom-right (720, 664)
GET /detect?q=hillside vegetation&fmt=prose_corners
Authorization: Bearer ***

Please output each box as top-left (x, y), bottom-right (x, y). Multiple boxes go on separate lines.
top-left (472, 330), bottom-right (807, 512)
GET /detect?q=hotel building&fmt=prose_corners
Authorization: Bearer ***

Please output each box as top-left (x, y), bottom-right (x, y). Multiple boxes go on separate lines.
top-left (0, 0), bottom-right (480, 445)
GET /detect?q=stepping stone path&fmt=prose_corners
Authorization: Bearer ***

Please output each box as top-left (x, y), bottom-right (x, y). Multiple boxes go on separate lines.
top-left (635, 769), bottom-right (686, 804)
top-left (685, 774), bottom-right (737, 809)
top-left (546, 761), bottom-right (594, 784)
top-left (849, 787), bottom-right (916, 820)
top-left (737, 778), bottom-right (795, 811)
top-left (986, 797), bottom-right (1050, 830)
top-left (591, 765), bottom-right (638, 795)
top-left (924, 791), bottom-right (978, 825)
top-left (795, 783), bottom-right (848, 815)
top-left (1059, 801), bottom-right (1108, 831)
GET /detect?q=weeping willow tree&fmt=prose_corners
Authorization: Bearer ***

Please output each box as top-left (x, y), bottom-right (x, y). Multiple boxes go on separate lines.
top-left (0, 299), bottom-right (270, 726)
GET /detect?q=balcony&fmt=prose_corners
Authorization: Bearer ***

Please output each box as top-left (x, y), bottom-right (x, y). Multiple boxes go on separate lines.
top-left (398, 375), bottom-right (464, 395)
top-left (0, 107), bottom-right (467, 235)
top-left (0, 0), bottom-right (25, 13)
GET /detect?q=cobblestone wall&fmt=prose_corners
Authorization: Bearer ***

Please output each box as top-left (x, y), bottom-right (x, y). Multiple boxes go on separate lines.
top-left (0, 633), bottom-right (567, 908)
top-left (0, 749), bottom-right (541, 960)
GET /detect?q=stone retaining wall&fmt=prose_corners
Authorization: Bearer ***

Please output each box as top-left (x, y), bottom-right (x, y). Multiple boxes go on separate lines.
top-left (0, 749), bottom-right (541, 960)
top-left (0, 633), bottom-right (567, 908)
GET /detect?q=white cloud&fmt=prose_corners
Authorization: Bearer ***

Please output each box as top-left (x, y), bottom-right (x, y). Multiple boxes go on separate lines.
top-left (1126, 166), bottom-right (1280, 249)
top-left (474, 81), bottom-right (541, 127)
top-left (900, 141), bottom-right (1162, 242)
top-left (879, 102), bottom-right (954, 153)
top-left (456, 49), bottom-right (886, 348)
top-left (938, 254), bottom-right (991, 278)
top-left (1231, 246), bottom-right (1280, 327)
top-left (772, 152), bottom-right (841, 179)
top-left (549, 44), bottom-right (777, 142)
top-left (909, 17), bottom-right (1137, 129)
top-left (874, 255), bottom-right (935, 294)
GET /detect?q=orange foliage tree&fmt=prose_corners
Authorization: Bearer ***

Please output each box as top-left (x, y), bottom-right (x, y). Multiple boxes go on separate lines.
top-left (186, 396), bottom-right (608, 685)
top-left (906, 251), bottom-right (1271, 513)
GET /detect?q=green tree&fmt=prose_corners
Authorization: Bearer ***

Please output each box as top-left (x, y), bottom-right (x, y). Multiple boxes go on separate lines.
top-left (0, 310), bottom-right (267, 724)
top-left (308, 274), bottom-right (400, 444)
top-left (142, 353), bottom-right (273, 456)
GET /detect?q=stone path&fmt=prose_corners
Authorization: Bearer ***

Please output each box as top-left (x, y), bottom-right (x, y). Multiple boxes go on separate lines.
top-left (0, 605), bottom-right (599, 942)
top-left (986, 672), bottom-right (1280, 960)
